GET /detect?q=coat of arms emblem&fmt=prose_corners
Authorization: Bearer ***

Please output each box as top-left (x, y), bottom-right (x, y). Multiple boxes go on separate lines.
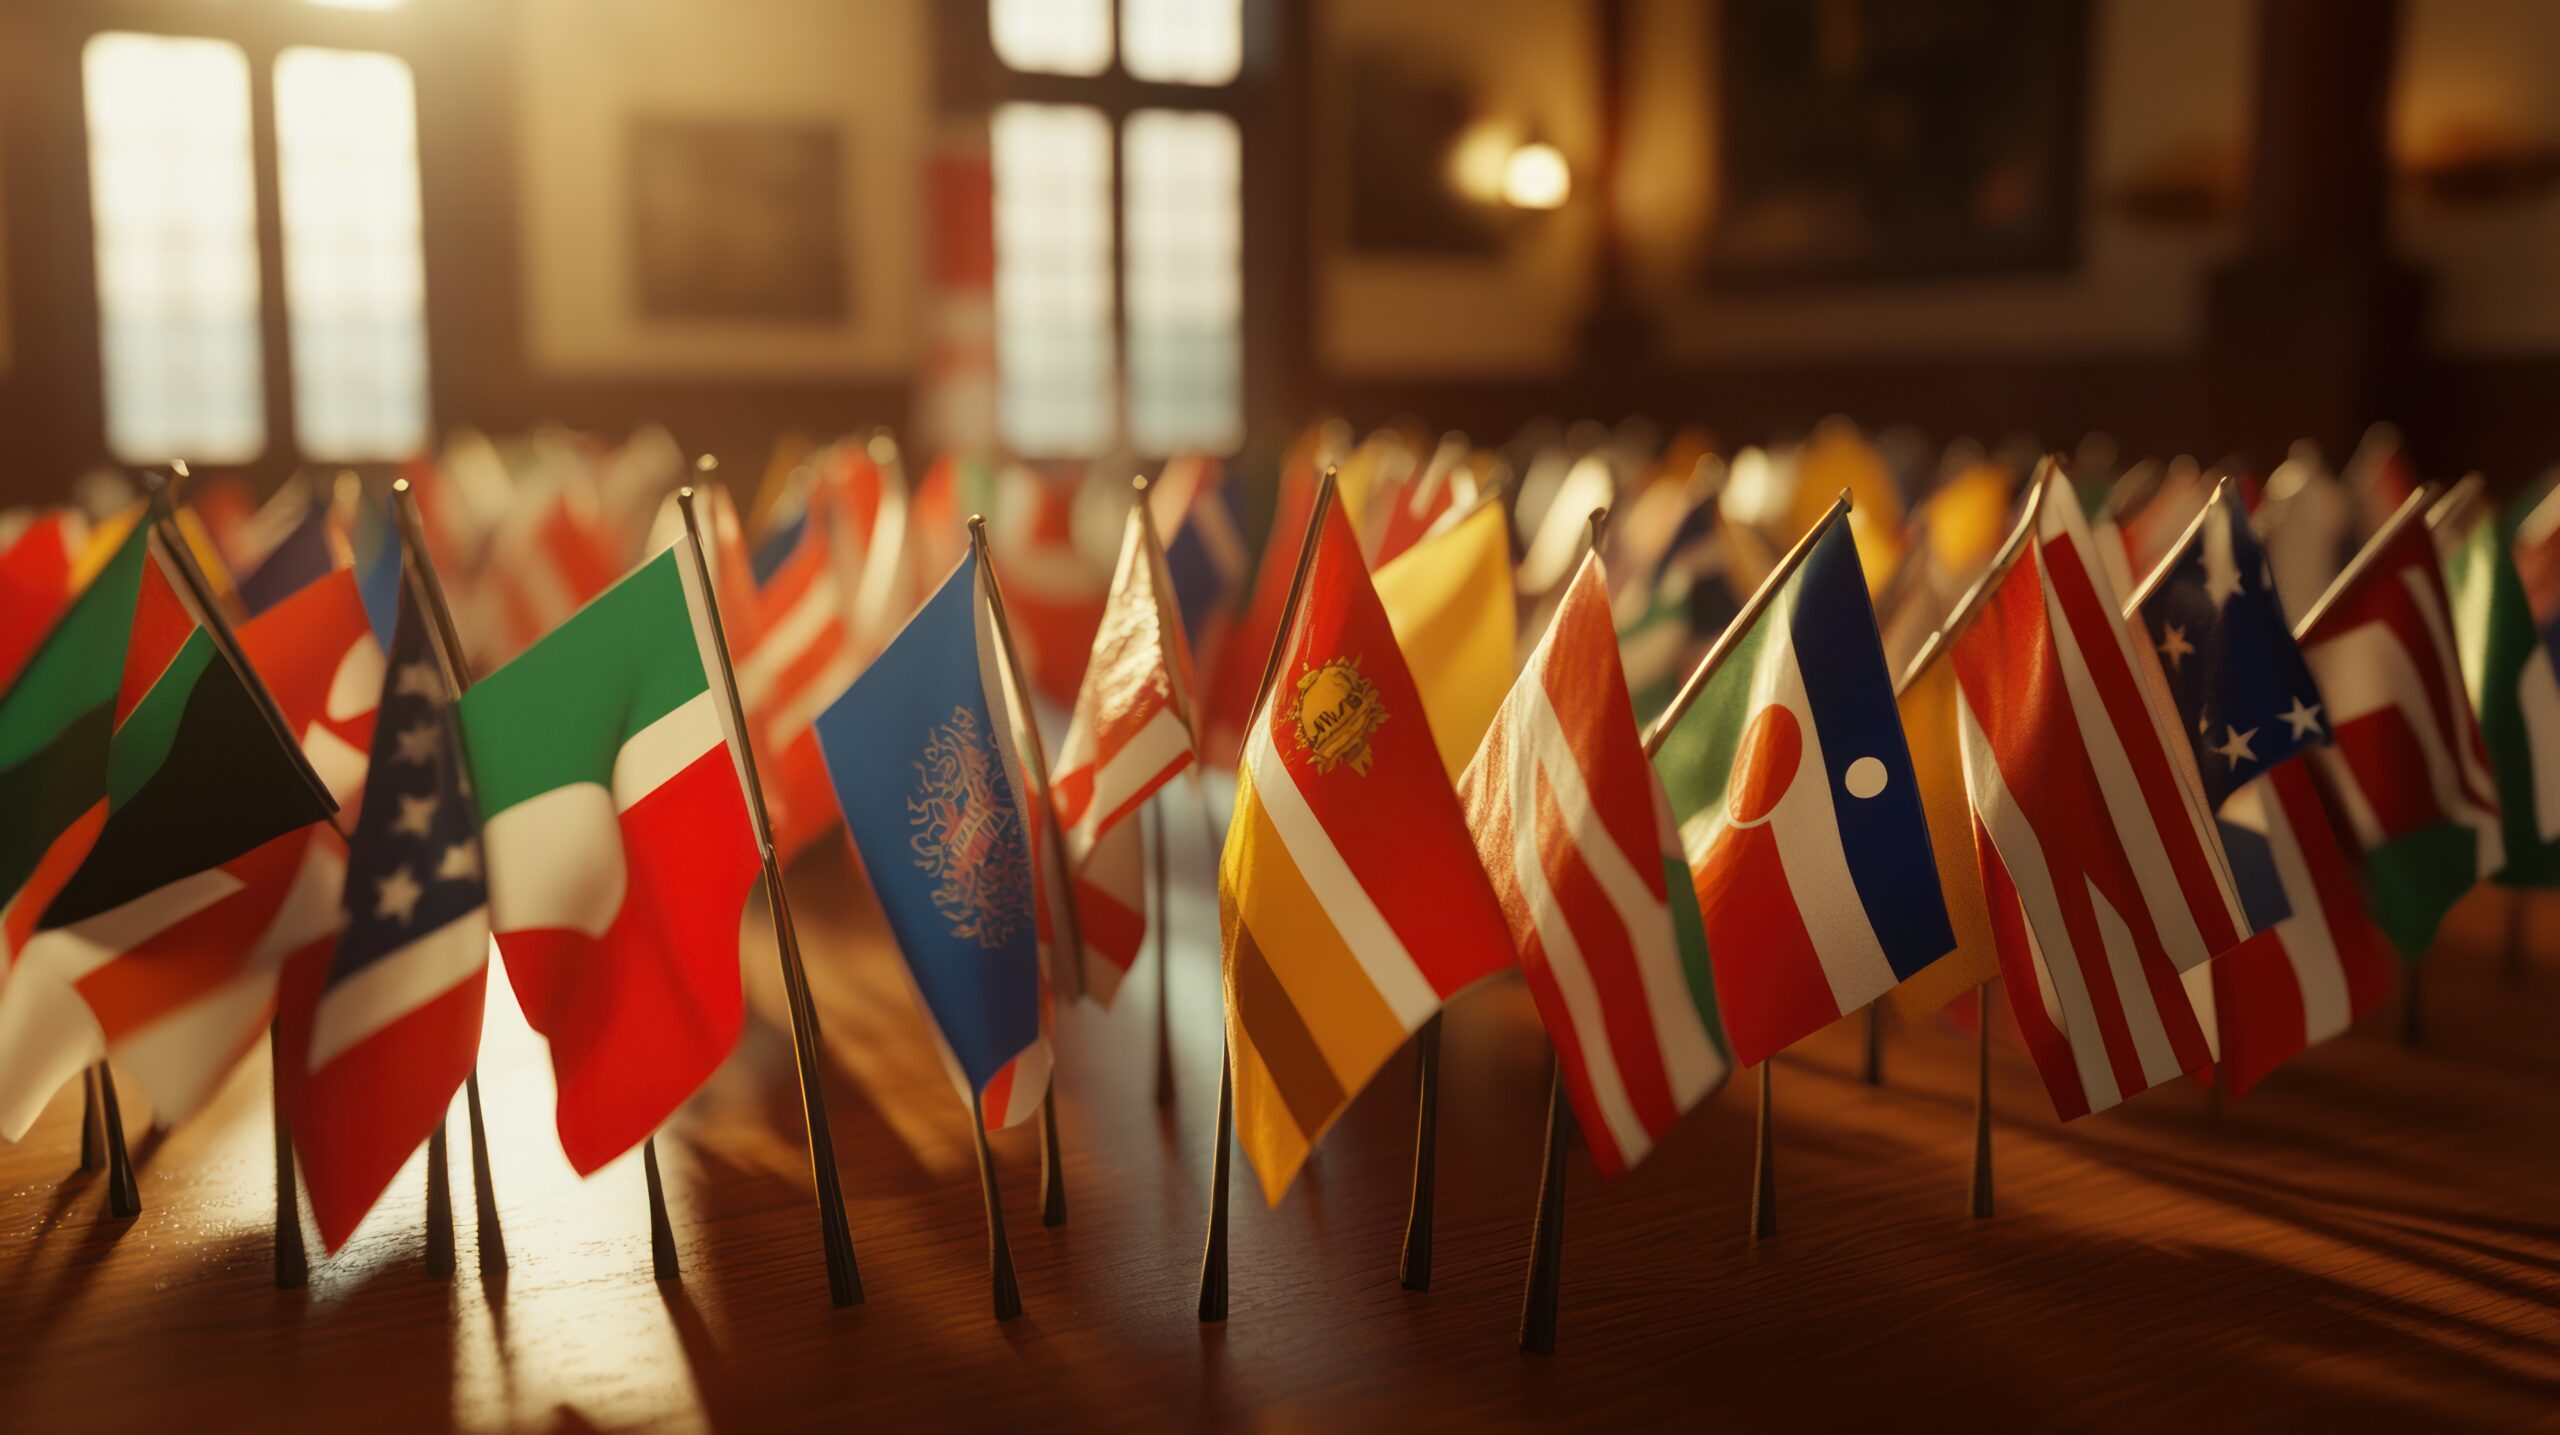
top-left (1290, 655), bottom-right (1387, 775)
top-left (907, 705), bottom-right (1033, 948)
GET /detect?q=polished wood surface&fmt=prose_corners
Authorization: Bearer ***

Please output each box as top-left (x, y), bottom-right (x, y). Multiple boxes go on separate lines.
top-left (5, 806), bottom-right (2558, 1431)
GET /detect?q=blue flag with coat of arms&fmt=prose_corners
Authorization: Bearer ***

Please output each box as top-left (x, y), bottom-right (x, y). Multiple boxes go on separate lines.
top-left (813, 547), bottom-right (1053, 1128)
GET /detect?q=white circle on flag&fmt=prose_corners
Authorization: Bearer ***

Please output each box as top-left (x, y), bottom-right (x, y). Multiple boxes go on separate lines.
top-left (1845, 756), bottom-right (1889, 799)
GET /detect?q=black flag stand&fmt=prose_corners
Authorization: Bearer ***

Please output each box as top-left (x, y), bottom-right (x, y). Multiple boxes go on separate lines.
top-left (1399, 1014), bottom-right (1444, 1291)
top-left (390, 479), bottom-right (513, 1278)
top-left (645, 1135), bottom-right (680, 1281)
top-left (1970, 983), bottom-right (1994, 1220)
top-left (424, 1122), bottom-right (455, 1279)
top-left (77, 1064), bottom-right (105, 1174)
top-left (97, 1062), bottom-right (141, 1220)
top-left (1199, 465), bottom-right (1341, 1324)
top-left (677, 478), bottom-right (863, 1307)
top-left (1863, 1006), bottom-right (1885, 1086)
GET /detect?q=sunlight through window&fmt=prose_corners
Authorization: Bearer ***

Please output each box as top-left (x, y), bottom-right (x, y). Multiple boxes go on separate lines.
top-left (1124, 110), bottom-right (1242, 454)
top-left (1121, 0), bottom-right (1241, 85)
top-left (274, 47), bottom-right (432, 460)
top-left (990, 0), bottom-right (1112, 77)
top-left (993, 103), bottom-right (1116, 457)
top-left (82, 33), bottom-right (265, 465)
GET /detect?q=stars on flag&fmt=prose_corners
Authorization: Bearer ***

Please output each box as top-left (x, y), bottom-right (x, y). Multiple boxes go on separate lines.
top-left (393, 792), bottom-right (440, 838)
top-left (393, 658), bottom-right (443, 701)
top-left (2157, 624), bottom-right (2195, 669)
top-left (2213, 725), bottom-right (2259, 767)
top-left (2279, 695), bottom-right (2324, 740)
top-left (376, 866), bottom-right (424, 923)
top-left (436, 840), bottom-right (480, 883)
top-left (393, 721), bottom-right (441, 766)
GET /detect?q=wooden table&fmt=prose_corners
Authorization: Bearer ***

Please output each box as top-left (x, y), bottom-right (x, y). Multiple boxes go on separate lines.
top-left (5, 813), bottom-right (2557, 1432)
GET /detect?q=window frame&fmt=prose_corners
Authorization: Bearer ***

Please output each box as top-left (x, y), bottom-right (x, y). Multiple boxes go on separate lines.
top-left (938, 0), bottom-right (1303, 462)
top-left (3, 0), bottom-right (482, 485)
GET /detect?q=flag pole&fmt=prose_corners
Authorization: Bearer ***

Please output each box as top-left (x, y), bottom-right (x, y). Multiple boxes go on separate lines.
top-left (389, 479), bottom-right (510, 1277)
top-left (1892, 457), bottom-right (2059, 696)
top-left (1131, 472), bottom-right (1184, 1111)
top-left (1643, 495), bottom-right (1853, 1247)
top-left (1517, 505), bottom-right (1610, 1349)
top-left (154, 465), bottom-right (343, 1278)
top-left (644, 1134), bottom-right (679, 1281)
top-left (96, 1061), bottom-right (140, 1219)
top-left (1517, 1069), bottom-right (1574, 1353)
top-left (1862, 1007), bottom-right (1885, 1086)
top-left (1200, 464), bottom-right (1340, 1323)
top-left (1398, 1012), bottom-right (1442, 1291)
top-left (972, 1088), bottom-right (1024, 1321)
top-left (677, 477), bottom-right (864, 1307)
top-left (1970, 982), bottom-right (1994, 1219)
top-left (967, 513), bottom-right (1079, 1228)
top-left (1151, 797), bottom-right (1174, 1109)
top-left (78, 1065), bottom-right (104, 1173)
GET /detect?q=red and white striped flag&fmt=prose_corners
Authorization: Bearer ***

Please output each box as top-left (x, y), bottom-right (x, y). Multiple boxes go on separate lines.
top-left (1048, 499), bottom-right (1199, 1006)
top-left (1953, 478), bottom-right (2249, 1119)
top-left (1458, 555), bottom-right (1729, 1176)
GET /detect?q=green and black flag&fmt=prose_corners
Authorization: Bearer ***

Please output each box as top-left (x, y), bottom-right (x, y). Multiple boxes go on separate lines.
top-left (0, 516), bottom-right (332, 954)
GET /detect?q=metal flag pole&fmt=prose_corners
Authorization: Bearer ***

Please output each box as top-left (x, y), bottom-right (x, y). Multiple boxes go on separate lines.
top-left (1862, 1006), bottom-right (1885, 1087)
top-left (77, 1065), bottom-right (105, 1174)
top-left (677, 477), bottom-right (864, 1307)
top-left (972, 1088), bottom-right (1024, 1321)
top-left (1515, 506), bottom-right (1609, 1350)
top-left (1199, 464), bottom-right (1340, 1323)
top-left (1398, 1013), bottom-right (1443, 1292)
top-left (153, 467), bottom-right (343, 1285)
top-left (1970, 982), bottom-right (1995, 1219)
top-left (967, 513), bottom-right (1081, 1229)
top-left (644, 1134), bottom-right (680, 1282)
top-left (389, 478), bottom-right (511, 1278)
top-left (1641, 491), bottom-right (1856, 1248)
top-left (1130, 472), bottom-right (1185, 1112)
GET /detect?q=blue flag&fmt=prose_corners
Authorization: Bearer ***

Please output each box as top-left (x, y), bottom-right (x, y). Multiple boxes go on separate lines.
top-left (237, 496), bottom-right (340, 617)
top-left (813, 549), bottom-right (1043, 1101)
top-left (1163, 480), bottom-right (1248, 646)
top-left (2135, 487), bottom-right (2330, 813)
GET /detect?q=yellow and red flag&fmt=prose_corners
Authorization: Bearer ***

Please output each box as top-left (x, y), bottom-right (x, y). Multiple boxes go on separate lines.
top-left (1218, 498), bottom-right (1515, 1203)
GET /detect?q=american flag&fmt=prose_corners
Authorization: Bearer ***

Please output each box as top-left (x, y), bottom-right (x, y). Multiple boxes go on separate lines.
top-left (278, 581), bottom-right (490, 1252)
top-left (2134, 481), bottom-right (2331, 812)
top-left (1047, 499), bottom-right (1198, 1007)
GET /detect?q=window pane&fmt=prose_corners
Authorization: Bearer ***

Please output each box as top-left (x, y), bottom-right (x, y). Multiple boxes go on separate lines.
top-left (1123, 110), bottom-right (1241, 455)
top-left (83, 33), bottom-right (263, 465)
top-left (275, 47), bottom-right (432, 461)
top-left (993, 104), bottom-right (1115, 457)
top-left (1122, 0), bottom-right (1241, 85)
top-left (991, 0), bottom-right (1112, 77)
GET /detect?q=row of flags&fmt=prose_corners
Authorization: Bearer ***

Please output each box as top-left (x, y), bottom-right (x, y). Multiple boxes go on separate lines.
top-left (2, 411), bottom-right (2556, 1284)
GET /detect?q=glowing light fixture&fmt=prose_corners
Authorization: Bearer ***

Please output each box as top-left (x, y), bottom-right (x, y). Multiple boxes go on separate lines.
top-left (1500, 141), bottom-right (1571, 210)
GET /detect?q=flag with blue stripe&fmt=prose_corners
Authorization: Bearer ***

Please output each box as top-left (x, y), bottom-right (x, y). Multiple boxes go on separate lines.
top-left (1649, 514), bottom-right (1954, 1066)
top-left (1163, 479), bottom-right (1249, 648)
top-left (2134, 483), bottom-right (2330, 813)
top-left (813, 549), bottom-right (1045, 1111)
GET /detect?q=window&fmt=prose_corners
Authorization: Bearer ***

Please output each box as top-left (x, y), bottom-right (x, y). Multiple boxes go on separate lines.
top-left (1121, 0), bottom-right (1241, 85)
top-left (275, 47), bottom-right (431, 460)
top-left (985, 0), bottom-right (1248, 458)
top-left (83, 33), bottom-right (265, 465)
top-left (80, 21), bottom-right (432, 468)
top-left (993, 105), bottom-right (1118, 457)
top-left (1123, 110), bottom-right (1241, 453)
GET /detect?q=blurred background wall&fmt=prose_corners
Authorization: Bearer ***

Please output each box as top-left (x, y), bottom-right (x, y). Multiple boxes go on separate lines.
top-left (4, 0), bottom-right (2560, 505)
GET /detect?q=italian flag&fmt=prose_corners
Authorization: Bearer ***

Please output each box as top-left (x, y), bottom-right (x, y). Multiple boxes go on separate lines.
top-left (458, 539), bottom-right (761, 1175)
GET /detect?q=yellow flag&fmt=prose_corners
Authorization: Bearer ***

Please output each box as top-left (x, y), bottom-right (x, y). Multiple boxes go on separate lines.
top-left (1793, 421), bottom-right (1905, 594)
top-left (1919, 463), bottom-right (2014, 576)
top-left (1885, 655), bottom-right (2001, 1021)
top-left (1372, 499), bottom-right (1515, 781)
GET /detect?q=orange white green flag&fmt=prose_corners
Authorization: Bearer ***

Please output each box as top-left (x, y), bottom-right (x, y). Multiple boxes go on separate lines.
top-left (1218, 496), bottom-right (1516, 1203)
top-left (1457, 553), bottom-right (1729, 1177)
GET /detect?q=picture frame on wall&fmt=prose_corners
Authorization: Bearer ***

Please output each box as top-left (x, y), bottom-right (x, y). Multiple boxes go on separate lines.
top-left (629, 117), bottom-right (851, 322)
top-left (1706, 0), bottom-right (2090, 287)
